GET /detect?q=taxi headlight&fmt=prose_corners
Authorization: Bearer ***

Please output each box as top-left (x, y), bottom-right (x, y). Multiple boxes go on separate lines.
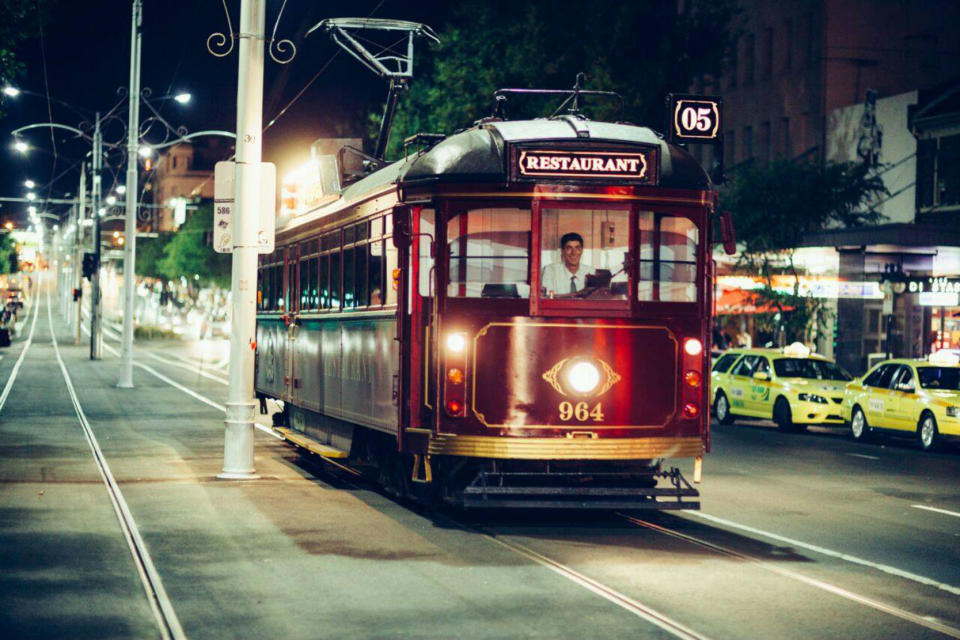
top-left (567, 361), bottom-right (601, 394)
top-left (946, 406), bottom-right (960, 418)
top-left (798, 393), bottom-right (828, 404)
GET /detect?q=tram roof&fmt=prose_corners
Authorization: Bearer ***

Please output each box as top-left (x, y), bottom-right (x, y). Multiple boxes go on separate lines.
top-left (339, 117), bottom-right (710, 202)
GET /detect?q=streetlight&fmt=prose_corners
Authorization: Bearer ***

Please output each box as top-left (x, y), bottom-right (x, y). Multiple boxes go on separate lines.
top-left (2, 86), bottom-right (20, 97)
top-left (173, 92), bottom-right (191, 104)
top-left (13, 140), bottom-right (28, 153)
top-left (116, 185), bottom-right (126, 194)
top-left (26, 192), bottom-right (36, 201)
top-left (106, 195), bottom-right (117, 205)
top-left (24, 180), bottom-right (35, 189)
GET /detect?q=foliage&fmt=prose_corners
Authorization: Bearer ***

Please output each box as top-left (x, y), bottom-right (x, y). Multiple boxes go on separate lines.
top-left (133, 325), bottom-right (178, 340)
top-left (158, 204), bottom-right (230, 288)
top-left (0, 0), bottom-right (59, 117)
top-left (135, 233), bottom-right (173, 279)
top-left (720, 159), bottom-right (889, 344)
top-left (375, 0), bottom-right (739, 158)
top-left (0, 232), bottom-right (18, 274)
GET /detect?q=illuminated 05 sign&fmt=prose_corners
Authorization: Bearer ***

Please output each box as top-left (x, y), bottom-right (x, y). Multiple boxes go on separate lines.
top-left (668, 94), bottom-right (722, 143)
top-left (517, 149), bottom-right (655, 182)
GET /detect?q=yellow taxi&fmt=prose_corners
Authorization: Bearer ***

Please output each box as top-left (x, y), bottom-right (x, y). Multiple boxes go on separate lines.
top-left (711, 343), bottom-right (853, 432)
top-left (841, 351), bottom-right (960, 451)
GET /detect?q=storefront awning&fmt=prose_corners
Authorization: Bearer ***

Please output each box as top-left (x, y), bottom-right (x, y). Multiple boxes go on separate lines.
top-left (716, 289), bottom-right (794, 315)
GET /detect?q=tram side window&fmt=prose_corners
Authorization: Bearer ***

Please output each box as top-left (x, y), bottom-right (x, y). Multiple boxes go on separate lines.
top-left (447, 207), bottom-right (530, 299)
top-left (369, 240), bottom-right (385, 306)
top-left (540, 207), bottom-right (628, 300)
top-left (638, 212), bottom-right (699, 303)
top-left (419, 209), bottom-right (435, 297)
top-left (355, 243), bottom-right (369, 308)
top-left (330, 251), bottom-right (341, 309)
top-left (342, 248), bottom-right (356, 308)
top-left (319, 254), bottom-right (330, 309)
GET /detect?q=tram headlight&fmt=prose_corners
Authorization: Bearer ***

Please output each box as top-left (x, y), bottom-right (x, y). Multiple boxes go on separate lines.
top-left (684, 338), bottom-right (703, 357)
top-left (446, 332), bottom-right (467, 353)
top-left (567, 361), bottom-right (601, 394)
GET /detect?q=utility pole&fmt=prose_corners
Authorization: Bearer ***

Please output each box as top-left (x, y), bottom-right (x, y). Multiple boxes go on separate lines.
top-left (119, 0), bottom-right (142, 388)
top-left (219, 0), bottom-right (264, 479)
top-left (76, 163), bottom-right (85, 345)
top-left (90, 114), bottom-right (103, 360)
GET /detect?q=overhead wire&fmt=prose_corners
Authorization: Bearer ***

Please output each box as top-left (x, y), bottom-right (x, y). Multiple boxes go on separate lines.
top-left (36, 0), bottom-right (59, 216)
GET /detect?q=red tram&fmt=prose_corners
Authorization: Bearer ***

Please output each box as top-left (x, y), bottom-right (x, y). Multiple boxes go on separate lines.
top-left (256, 90), bottom-right (721, 509)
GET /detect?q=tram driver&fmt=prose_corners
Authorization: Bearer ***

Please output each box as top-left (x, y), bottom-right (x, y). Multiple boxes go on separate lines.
top-left (541, 232), bottom-right (595, 297)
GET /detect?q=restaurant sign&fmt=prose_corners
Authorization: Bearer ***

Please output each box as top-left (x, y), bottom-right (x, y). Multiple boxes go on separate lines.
top-left (906, 277), bottom-right (960, 294)
top-left (516, 149), bottom-right (657, 183)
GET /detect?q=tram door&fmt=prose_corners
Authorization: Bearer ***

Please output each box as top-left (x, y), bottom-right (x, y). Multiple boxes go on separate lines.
top-left (283, 245), bottom-right (299, 402)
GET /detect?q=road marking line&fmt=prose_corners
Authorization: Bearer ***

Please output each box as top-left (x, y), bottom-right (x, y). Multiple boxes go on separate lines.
top-left (912, 504), bottom-right (960, 519)
top-left (147, 352), bottom-right (228, 385)
top-left (483, 533), bottom-right (711, 640)
top-left (48, 287), bottom-right (186, 640)
top-left (0, 276), bottom-right (41, 414)
top-left (846, 453), bottom-right (880, 460)
top-left (623, 515), bottom-right (960, 638)
top-left (688, 511), bottom-right (960, 596)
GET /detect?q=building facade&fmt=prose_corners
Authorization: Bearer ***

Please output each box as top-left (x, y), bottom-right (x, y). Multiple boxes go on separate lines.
top-left (147, 138), bottom-right (234, 231)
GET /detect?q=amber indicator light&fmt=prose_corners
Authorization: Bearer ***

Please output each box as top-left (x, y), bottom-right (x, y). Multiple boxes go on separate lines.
top-left (684, 371), bottom-right (702, 388)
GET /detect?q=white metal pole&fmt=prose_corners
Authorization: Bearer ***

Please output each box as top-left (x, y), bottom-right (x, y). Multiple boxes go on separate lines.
top-left (119, 0), bottom-right (142, 388)
top-left (90, 114), bottom-right (103, 360)
top-left (75, 163), bottom-right (85, 344)
top-left (220, 0), bottom-right (264, 479)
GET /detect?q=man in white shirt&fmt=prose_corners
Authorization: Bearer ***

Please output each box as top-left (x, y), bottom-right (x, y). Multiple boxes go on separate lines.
top-left (541, 232), bottom-right (594, 297)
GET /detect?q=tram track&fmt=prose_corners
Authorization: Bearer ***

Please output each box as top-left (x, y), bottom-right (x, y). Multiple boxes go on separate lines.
top-left (48, 287), bottom-right (187, 640)
top-left (0, 276), bottom-right (41, 413)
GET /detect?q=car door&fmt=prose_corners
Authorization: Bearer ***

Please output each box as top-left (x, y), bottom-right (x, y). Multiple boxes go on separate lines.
top-left (886, 365), bottom-right (917, 431)
top-left (711, 352), bottom-right (741, 403)
top-left (747, 355), bottom-right (774, 416)
top-left (864, 364), bottom-right (898, 428)
top-left (727, 355), bottom-right (759, 415)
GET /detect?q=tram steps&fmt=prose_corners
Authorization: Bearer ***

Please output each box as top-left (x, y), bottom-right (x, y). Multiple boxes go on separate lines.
top-left (274, 427), bottom-right (349, 459)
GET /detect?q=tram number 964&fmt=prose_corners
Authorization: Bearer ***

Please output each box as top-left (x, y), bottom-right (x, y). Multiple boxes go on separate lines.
top-left (558, 401), bottom-right (605, 422)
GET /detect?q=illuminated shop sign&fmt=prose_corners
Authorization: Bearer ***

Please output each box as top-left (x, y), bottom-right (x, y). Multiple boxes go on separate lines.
top-left (919, 291), bottom-right (960, 306)
top-left (516, 149), bottom-right (656, 183)
top-left (906, 277), bottom-right (960, 294)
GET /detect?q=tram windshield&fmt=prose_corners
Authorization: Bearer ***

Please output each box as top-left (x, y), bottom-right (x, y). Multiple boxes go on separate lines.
top-left (447, 207), bottom-right (532, 298)
top-left (540, 207), bottom-right (630, 300)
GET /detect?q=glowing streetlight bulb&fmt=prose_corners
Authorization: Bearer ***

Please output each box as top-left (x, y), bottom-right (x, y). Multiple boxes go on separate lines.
top-left (106, 195), bottom-right (117, 205)
top-left (27, 206), bottom-right (36, 214)
top-left (23, 180), bottom-right (35, 189)
top-left (13, 140), bottom-right (28, 153)
top-left (4, 222), bottom-right (12, 231)
top-left (174, 92), bottom-right (191, 104)
top-left (138, 146), bottom-right (153, 158)
top-left (26, 192), bottom-right (36, 201)
top-left (2, 86), bottom-right (19, 97)
top-left (116, 185), bottom-right (126, 195)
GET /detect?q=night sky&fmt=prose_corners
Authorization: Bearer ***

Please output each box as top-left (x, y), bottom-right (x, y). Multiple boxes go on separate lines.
top-left (0, 0), bottom-right (452, 228)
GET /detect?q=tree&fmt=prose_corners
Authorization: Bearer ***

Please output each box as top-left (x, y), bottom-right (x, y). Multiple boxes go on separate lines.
top-left (377, 1), bottom-right (738, 158)
top-left (158, 204), bottom-right (230, 288)
top-left (720, 159), bottom-right (889, 344)
top-left (0, 0), bottom-right (58, 117)
top-left (135, 233), bottom-right (172, 280)
top-left (0, 232), bottom-right (18, 274)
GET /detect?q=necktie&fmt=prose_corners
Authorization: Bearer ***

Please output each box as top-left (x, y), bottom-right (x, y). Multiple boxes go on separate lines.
top-left (570, 275), bottom-right (577, 293)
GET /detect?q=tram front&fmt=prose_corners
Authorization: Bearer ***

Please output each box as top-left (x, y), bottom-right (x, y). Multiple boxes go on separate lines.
top-left (399, 119), bottom-right (713, 509)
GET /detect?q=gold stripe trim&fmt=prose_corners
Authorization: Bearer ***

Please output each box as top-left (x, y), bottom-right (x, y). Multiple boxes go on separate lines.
top-left (428, 434), bottom-right (704, 460)
top-left (432, 192), bottom-right (708, 205)
top-left (274, 427), bottom-right (349, 459)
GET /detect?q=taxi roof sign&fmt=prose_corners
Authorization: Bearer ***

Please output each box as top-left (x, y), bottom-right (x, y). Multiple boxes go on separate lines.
top-left (928, 350), bottom-right (960, 366)
top-left (783, 342), bottom-right (812, 358)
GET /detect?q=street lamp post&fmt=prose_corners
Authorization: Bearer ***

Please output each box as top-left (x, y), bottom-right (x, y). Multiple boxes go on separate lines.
top-left (119, 0), bottom-right (142, 388)
top-left (90, 114), bottom-right (103, 360)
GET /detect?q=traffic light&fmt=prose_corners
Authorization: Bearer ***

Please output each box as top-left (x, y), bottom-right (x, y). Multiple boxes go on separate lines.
top-left (82, 252), bottom-right (98, 279)
top-left (72, 288), bottom-right (82, 301)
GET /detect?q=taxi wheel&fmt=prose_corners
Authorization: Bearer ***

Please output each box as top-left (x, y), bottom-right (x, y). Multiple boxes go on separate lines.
top-left (850, 406), bottom-right (872, 442)
top-left (917, 412), bottom-right (941, 452)
top-left (715, 391), bottom-right (735, 425)
top-left (774, 397), bottom-right (804, 433)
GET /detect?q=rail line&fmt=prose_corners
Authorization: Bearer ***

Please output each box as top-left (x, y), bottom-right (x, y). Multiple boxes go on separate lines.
top-left (49, 288), bottom-right (187, 640)
top-left (0, 276), bottom-right (42, 413)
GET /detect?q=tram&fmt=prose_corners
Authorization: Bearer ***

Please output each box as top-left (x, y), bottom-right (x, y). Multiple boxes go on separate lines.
top-left (256, 82), bottom-right (725, 509)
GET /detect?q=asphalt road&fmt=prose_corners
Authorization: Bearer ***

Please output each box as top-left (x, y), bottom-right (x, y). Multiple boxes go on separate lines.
top-left (1, 279), bottom-right (958, 639)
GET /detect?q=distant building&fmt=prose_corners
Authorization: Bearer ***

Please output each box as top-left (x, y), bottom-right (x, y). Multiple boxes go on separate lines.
top-left (147, 138), bottom-right (234, 231)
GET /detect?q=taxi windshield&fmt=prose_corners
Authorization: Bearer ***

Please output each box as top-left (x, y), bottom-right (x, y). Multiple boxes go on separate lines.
top-left (773, 358), bottom-right (852, 381)
top-left (916, 366), bottom-right (960, 390)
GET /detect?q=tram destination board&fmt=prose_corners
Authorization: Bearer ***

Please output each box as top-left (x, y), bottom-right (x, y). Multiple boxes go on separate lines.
top-left (510, 145), bottom-right (659, 185)
top-left (666, 94), bottom-right (723, 143)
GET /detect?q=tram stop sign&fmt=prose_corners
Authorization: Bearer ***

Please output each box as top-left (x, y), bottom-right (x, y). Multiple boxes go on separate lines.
top-left (214, 160), bottom-right (276, 254)
top-left (666, 94), bottom-right (723, 144)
